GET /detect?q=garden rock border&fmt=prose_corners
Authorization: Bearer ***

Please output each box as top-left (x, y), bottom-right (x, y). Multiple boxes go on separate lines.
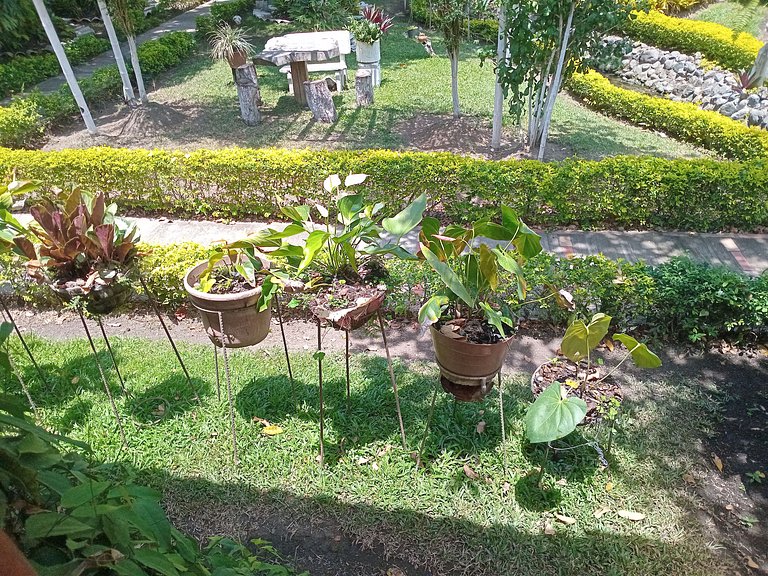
top-left (595, 36), bottom-right (768, 129)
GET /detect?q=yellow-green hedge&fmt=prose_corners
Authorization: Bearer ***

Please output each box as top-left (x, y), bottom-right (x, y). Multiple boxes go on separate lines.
top-left (623, 10), bottom-right (762, 72)
top-left (1, 146), bottom-right (767, 232)
top-left (568, 70), bottom-right (768, 160)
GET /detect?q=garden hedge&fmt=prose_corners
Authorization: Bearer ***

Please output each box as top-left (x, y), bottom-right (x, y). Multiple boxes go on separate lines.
top-left (0, 32), bottom-right (196, 149)
top-left (1, 146), bottom-right (766, 232)
top-left (0, 34), bottom-right (110, 99)
top-left (622, 10), bottom-right (762, 72)
top-left (568, 70), bottom-right (768, 160)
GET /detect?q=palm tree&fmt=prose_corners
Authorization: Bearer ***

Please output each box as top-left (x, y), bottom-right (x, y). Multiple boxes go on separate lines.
top-left (30, 0), bottom-right (98, 135)
top-left (109, 0), bottom-right (148, 104)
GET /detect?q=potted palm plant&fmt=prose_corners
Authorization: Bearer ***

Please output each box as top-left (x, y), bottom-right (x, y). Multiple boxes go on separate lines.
top-left (209, 22), bottom-right (256, 69)
top-left (6, 184), bottom-right (139, 316)
top-left (417, 206), bottom-right (543, 401)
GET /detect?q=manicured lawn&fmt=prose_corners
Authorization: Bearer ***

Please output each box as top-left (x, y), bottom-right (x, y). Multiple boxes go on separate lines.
top-left (690, 0), bottom-right (768, 37)
top-left (47, 22), bottom-right (709, 160)
top-left (10, 335), bottom-right (727, 575)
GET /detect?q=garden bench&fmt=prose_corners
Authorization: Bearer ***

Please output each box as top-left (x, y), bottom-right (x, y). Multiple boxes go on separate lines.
top-left (278, 31), bottom-right (351, 92)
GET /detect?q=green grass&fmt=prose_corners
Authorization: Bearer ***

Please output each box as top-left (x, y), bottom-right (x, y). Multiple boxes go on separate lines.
top-left (690, 0), bottom-right (768, 37)
top-left (130, 22), bottom-right (709, 159)
top-left (6, 335), bottom-right (730, 575)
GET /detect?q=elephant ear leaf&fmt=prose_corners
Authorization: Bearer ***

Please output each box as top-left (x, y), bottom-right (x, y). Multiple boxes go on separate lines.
top-left (525, 382), bottom-right (587, 444)
top-left (613, 334), bottom-right (662, 368)
top-left (561, 313), bottom-right (611, 363)
top-left (382, 193), bottom-right (426, 238)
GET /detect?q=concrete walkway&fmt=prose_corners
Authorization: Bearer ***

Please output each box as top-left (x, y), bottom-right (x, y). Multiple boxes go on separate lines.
top-left (31, 0), bottom-right (227, 96)
top-left (130, 216), bottom-right (768, 275)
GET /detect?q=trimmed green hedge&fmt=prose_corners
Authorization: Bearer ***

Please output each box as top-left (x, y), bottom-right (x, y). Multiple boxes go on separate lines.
top-left (410, 0), bottom-right (498, 43)
top-left (0, 35), bottom-right (111, 99)
top-left (623, 10), bottom-right (762, 72)
top-left (568, 70), bottom-right (768, 160)
top-left (0, 32), bottom-right (196, 149)
top-left (1, 146), bottom-right (767, 231)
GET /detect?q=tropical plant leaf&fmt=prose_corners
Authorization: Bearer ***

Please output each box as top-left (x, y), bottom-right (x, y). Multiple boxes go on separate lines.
top-left (477, 243), bottom-right (498, 290)
top-left (473, 221), bottom-right (514, 241)
top-left (344, 173), bottom-right (367, 187)
top-left (25, 511), bottom-right (97, 539)
top-left (297, 230), bottom-right (330, 272)
top-left (561, 313), bottom-right (612, 363)
top-left (613, 334), bottom-right (662, 368)
top-left (422, 245), bottom-right (474, 308)
top-left (133, 548), bottom-right (181, 576)
top-left (323, 174), bottom-right (342, 193)
top-left (479, 302), bottom-right (513, 338)
top-left (525, 382), bottom-right (587, 444)
top-left (382, 193), bottom-right (426, 238)
top-left (512, 220), bottom-right (542, 260)
top-left (279, 205), bottom-right (311, 223)
top-left (418, 295), bottom-right (449, 326)
top-left (60, 480), bottom-right (111, 509)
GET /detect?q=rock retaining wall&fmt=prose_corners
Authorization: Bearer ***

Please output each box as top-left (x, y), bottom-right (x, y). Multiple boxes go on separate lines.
top-left (595, 36), bottom-right (768, 129)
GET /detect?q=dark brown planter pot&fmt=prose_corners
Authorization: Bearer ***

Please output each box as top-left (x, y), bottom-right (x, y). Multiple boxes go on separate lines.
top-left (312, 289), bottom-right (385, 331)
top-left (50, 276), bottom-right (133, 316)
top-left (227, 50), bottom-right (248, 68)
top-left (430, 325), bottom-right (512, 401)
top-left (184, 260), bottom-right (271, 348)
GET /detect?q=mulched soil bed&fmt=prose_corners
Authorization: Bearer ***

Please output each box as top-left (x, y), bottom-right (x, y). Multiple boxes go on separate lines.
top-left (531, 357), bottom-right (622, 422)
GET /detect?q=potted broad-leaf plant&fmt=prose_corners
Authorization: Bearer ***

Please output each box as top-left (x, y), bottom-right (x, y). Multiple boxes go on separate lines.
top-left (183, 240), bottom-right (289, 348)
top-left (7, 184), bottom-right (139, 316)
top-left (417, 206), bottom-right (543, 401)
top-left (253, 173), bottom-right (426, 331)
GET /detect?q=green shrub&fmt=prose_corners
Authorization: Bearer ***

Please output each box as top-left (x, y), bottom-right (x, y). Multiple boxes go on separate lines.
top-left (469, 18), bottom-right (498, 43)
top-left (650, 0), bottom-right (706, 14)
top-left (271, 0), bottom-right (358, 29)
top-left (0, 99), bottom-right (44, 149)
top-left (1, 146), bottom-right (767, 231)
top-left (0, 34), bottom-right (111, 99)
top-left (623, 10), bottom-right (761, 72)
top-left (138, 242), bottom-right (212, 308)
top-left (210, 0), bottom-right (256, 24)
top-left (568, 70), bottom-right (768, 161)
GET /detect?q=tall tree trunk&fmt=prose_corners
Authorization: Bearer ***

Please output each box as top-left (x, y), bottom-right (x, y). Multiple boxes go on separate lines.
top-left (450, 47), bottom-right (460, 118)
top-left (30, 0), bottom-right (97, 135)
top-left (536, 1), bottom-right (575, 160)
top-left (491, 5), bottom-right (506, 149)
top-left (97, 0), bottom-right (135, 103)
top-left (126, 35), bottom-right (148, 104)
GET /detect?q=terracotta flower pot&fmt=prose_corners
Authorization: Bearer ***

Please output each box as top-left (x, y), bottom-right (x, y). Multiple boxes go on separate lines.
top-left (184, 260), bottom-right (271, 348)
top-left (430, 325), bottom-right (512, 401)
top-left (227, 49), bottom-right (248, 69)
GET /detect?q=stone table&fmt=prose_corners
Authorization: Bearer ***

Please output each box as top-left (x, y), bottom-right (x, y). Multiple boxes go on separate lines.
top-left (255, 33), bottom-right (340, 106)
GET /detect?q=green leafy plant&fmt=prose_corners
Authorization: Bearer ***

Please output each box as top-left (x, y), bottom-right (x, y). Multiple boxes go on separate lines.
top-left (526, 313), bottom-right (661, 446)
top-left (417, 206), bottom-right (544, 341)
top-left (251, 173), bottom-right (426, 287)
top-left (208, 22), bottom-right (256, 63)
top-left (347, 5), bottom-right (393, 43)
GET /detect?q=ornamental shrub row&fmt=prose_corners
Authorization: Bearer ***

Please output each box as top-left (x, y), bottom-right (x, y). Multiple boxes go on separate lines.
top-left (410, 0), bottom-right (498, 43)
top-left (1, 146), bottom-right (767, 231)
top-left (568, 70), bottom-right (768, 160)
top-left (622, 10), bottom-right (762, 72)
top-left (0, 32), bottom-right (196, 149)
top-left (0, 34), bottom-right (111, 99)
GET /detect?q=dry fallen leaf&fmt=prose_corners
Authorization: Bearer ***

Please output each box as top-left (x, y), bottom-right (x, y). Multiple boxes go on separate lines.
top-left (543, 521), bottom-right (556, 535)
top-left (386, 568), bottom-right (406, 576)
top-left (357, 456), bottom-right (371, 465)
top-left (555, 513), bottom-right (576, 525)
top-left (712, 453), bottom-right (724, 473)
top-left (463, 464), bottom-right (479, 480)
top-left (605, 481), bottom-right (614, 492)
top-left (746, 557), bottom-right (759, 570)
top-left (371, 461), bottom-right (379, 471)
top-left (556, 478), bottom-right (568, 486)
top-left (71, 376), bottom-right (80, 385)
top-left (603, 338), bottom-right (614, 352)
top-left (725, 504), bottom-right (734, 511)
top-left (476, 421), bottom-right (486, 434)
top-left (502, 482), bottom-right (511, 495)
top-left (261, 425), bottom-right (284, 436)
top-left (682, 472), bottom-right (696, 485)
top-left (252, 416), bottom-right (271, 426)
top-left (617, 510), bottom-right (645, 521)
top-left (593, 507), bottom-right (611, 519)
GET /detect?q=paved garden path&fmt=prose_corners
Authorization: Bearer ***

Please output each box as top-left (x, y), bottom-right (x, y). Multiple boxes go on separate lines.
top-left (31, 0), bottom-right (228, 95)
top-left (130, 216), bottom-right (768, 275)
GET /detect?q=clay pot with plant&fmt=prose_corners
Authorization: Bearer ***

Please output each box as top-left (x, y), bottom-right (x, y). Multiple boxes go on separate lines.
top-left (417, 207), bottom-right (546, 401)
top-left (252, 173), bottom-right (426, 332)
top-left (525, 313), bottom-right (661, 475)
top-left (209, 22), bottom-right (256, 69)
top-left (3, 183), bottom-right (140, 316)
top-left (183, 240), bottom-right (290, 348)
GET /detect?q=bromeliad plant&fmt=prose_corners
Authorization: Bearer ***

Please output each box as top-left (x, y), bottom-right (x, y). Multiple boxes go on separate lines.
top-left (348, 5), bottom-right (394, 43)
top-left (417, 206), bottom-right (544, 342)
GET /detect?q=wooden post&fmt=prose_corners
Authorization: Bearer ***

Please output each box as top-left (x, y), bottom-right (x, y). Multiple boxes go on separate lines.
top-left (235, 64), bottom-right (262, 126)
top-left (355, 69), bottom-right (374, 107)
top-left (304, 79), bottom-right (337, 123)
top-left (290, 61), bottom-right (309, 106)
